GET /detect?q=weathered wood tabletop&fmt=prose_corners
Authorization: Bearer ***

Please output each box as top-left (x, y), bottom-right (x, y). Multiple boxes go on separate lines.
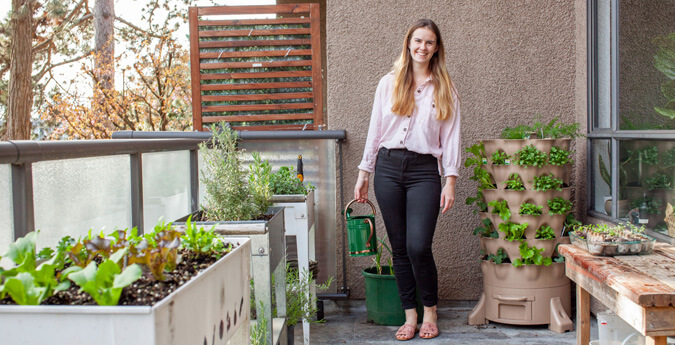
top-left (558, 243), bottom-right (675, 345)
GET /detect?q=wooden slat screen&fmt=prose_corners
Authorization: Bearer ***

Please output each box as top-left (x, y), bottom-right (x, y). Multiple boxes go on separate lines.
top-left (188, 4), bottom-right (323, 131)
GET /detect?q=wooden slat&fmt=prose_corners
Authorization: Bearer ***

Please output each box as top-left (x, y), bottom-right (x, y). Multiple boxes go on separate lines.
top-left (201, 81), bottom-right (312, 91)
top-left (197, 4), bottom-right (309, 16)
top-left (309, 3), bottom-right (324, 128)
top-left (199, 39), bottom-right (311, 49)
top-left (203, 103), bottom-right (313, 112)
top-left (202, 92), bottom-right (312, 102)
top-left (188, 7), bottom-right (203, 131)
top-left (231, 124), bottom-right (316, 131)
top-left (200, 60), bottom-right (311, 70)
top-left (197, 18), bottom-right (310, 26)
top-left (199, 113), bottom-right (314, 122)
top-left (201, 70), bottom-right (312, 80)
top-left (200, 49), bottom-right (311, 59)
top-left (199, 28), bottom-right (310, 37)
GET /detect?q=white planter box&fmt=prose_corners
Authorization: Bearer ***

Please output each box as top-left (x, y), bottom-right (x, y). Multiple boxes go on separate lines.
top-left (0, 238), bottom-right (251, 345)
top-left (272, 190), bottom-right (315, 345)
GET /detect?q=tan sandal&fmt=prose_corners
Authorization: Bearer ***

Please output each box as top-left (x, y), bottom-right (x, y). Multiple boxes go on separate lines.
top-left (395, 323), bottom-right (417, 341)
top-left (419, 321), bottom-right (439, 339)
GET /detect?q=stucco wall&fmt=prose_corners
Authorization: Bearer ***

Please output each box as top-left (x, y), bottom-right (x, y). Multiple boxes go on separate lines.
top-left (327, 0), bottom-right (586, 300)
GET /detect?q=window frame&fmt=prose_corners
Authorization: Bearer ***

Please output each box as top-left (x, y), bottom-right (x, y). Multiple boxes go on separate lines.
top-left (587, 0), bottom-right (675, 244)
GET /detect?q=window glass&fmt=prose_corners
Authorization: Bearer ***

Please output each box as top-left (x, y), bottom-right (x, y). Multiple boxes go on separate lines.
top-left (591, 140), bottom-right (613, 214)
top-left (618, 140), bottom-right (675, 236)
top-left (618, 1), bottom-right (675, 130)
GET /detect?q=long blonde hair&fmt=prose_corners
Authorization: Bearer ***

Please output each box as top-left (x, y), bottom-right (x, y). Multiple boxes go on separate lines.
top-left (390, 19), bottom-right (457, 121)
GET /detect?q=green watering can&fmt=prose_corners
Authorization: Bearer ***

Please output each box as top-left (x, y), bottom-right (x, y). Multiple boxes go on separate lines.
top-left (344, 199), bottom-right (378, 257)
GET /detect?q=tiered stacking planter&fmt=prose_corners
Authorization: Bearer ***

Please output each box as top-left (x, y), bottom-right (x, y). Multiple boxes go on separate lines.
top-left (467, 138), bottom-right (574, 333)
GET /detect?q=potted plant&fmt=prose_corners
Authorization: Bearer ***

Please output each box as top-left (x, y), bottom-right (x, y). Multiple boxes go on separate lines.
top-left (172, 123), bottom-right (287, 345)
top-left (361, 235), bottom-right (423, 326)
top-left (284, 266), bottom-right (332, 345)
top-left (467, 117), bottom-right (577, 333)
top-left (0, 219), bottom-right (251, 345)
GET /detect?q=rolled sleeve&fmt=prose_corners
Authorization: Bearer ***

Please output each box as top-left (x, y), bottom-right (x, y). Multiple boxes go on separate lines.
top-left (440, 96), bottom-right (461, 177)
top-left (357, 77), bottom-right (388, 173)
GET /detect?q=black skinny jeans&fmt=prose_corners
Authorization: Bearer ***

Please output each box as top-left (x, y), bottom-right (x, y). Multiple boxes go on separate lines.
top-left (373, 147), bottom-right (441, 309)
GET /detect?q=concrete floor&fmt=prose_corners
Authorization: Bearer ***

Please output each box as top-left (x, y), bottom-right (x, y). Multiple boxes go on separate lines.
top-left (293, 299), bottom-right (598, 345)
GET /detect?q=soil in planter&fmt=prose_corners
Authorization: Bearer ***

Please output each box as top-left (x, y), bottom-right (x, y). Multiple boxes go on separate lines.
top-left (0, 249), bottom-right (224, 306)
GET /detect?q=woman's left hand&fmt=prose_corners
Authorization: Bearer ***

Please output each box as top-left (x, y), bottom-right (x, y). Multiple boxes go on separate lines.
top-left (440, 176), bottom-right (457, 213)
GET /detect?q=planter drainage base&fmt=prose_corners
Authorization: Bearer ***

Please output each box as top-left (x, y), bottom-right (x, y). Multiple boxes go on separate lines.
top-left (468, 262), bottom-right (573, 333)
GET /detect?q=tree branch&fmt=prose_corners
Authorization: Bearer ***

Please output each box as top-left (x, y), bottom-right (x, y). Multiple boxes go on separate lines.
top-left (33, 52), bottom-right (91, 82)
top-left (114, 15), bottom-right (164, 39)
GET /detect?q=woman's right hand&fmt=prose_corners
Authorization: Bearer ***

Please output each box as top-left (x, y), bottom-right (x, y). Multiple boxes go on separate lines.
top-left (354, 170), bottom-right (370, 202)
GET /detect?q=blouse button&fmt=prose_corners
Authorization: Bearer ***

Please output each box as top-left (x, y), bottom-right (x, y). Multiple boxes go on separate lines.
top-left (399, 140), bottom-right (403, 144)
top-left (417, 90), bottom-right (421, 93)
top-left (403, 128), bottom-right (407, 132)
top-left (432, 104), bottom-right (436, 108)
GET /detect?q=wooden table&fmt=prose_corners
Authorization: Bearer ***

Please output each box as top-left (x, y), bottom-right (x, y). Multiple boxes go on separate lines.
top-left (558, 243), bottom-right (675, 345)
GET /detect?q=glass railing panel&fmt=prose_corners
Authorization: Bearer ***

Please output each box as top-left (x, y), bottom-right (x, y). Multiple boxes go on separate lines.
top-left (0, 164), bottom-right (13, 256)
top-left (33, 156), bottom-right (132, 249)
top-left (142, 150), bottom-right (191, 228)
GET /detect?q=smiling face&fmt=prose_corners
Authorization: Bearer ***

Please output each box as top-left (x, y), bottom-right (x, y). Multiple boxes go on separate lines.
top-left (408, 27), bottom-right (438, 67)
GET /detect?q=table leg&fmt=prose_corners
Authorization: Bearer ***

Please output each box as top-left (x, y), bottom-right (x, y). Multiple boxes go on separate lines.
top-left (646, 336), bottom-right (667, 345)
top-left (576, 284), bottom-right (590, 345)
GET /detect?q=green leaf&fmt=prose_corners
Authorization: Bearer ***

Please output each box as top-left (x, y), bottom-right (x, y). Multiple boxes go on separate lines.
top-left (113, 264), bottom-right (142, 289)
top-left (5, 232), bottom-right (37, 272)
top-left (4, 272), bottom-right (47, 305)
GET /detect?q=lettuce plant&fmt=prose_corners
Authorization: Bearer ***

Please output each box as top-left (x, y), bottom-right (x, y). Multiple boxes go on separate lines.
top-left (513, 242), bottom-right (552, 267)
top-left (498, 222), bottom-right (528, 242)
top-left (532, 174), bottom-right (563, 191)
top-left (515, 145), bottom-right (547, 168)
top-left (129, 224), bottom-right (181, 281)
top-left (181, 215), bottom-right (233, 260)
top-left (0, 232), bottom-right (71, 305)
top-left (536, 225), bottom-right (556, 239)
top-left (519, 203), bottom-right (543, 216)
top-left (503, 173), bottom-right (525, 191)
top-left (69, 249), bottom-right (142, 306)
top-left (549, 146), bottom-right (573, 166)
top-left (488, 200), bottom-right (511, 221)
top-left (548, 197), bottom-right (573, 215)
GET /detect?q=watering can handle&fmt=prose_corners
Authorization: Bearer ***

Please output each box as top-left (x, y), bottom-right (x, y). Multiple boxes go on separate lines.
top-left (344, 198), bottom-right (377, 221)
top-left (365, 218), bottom-right (374, 248)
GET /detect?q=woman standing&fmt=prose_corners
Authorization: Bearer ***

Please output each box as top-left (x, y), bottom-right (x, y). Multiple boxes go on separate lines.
top-left (354, 19), bottom-right (461, 341)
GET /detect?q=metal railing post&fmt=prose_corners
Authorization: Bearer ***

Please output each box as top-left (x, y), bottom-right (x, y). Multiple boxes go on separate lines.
top-left (190, 149), bottom-right (199, 213)
top-left (130, 153), bottom-right (144, 234)
top-left (11, 163), bottom-right (35, 240)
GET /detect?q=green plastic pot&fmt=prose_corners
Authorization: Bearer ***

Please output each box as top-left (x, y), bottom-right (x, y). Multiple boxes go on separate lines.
top-left (362, 266), bottom-right (423, 325)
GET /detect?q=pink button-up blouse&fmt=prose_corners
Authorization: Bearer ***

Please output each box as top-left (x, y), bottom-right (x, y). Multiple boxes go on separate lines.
top-left (357, 72), bottom-right (462, 177)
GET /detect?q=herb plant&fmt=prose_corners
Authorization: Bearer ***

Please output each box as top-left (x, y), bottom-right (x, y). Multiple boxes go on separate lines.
top-left (532, 174), bottom-right (563, 191)
top-left (549, 146), bottom-right (573, 166)
top-left (548, 197), bottom-right (573, 215)
top-left (270, 166), bottom-right (315, 195)
top-left (488, 200), bottom-right (512, 221)
top-left (486, 248), bottom-right (508, 264)
top-left (536, 225), bottom-right (556, 239)
top-left (465, 142), bottom-right (495, 190)
top-left (200, 123), bottom-right (267, 221)
top-left (470, 166), bottom-right (496, 190)
top-left (498, 222), bottom-right (528, 242)
top-left (515, 145), bottom-right (547, 168)
top-left (473, 218), bottom-right (499, 238)
top-left (500, 116), bottom-right (582, 139)
top-left (519, 203), bottom-right (543, 216)
top-left (513, 242), bottom-right (552, 267)
top-left (466, 190), bottom-right (488, 214)
top-left (285, 266), bottom-right (333, 327)
top-left (503, 173), bottom-right (525, 191)
top-left (248, 152), bottom-right (273, 217)
top-left (491, 151), bottom-right (510, 165)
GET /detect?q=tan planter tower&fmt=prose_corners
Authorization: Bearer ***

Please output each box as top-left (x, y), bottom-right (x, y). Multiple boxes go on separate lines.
top-left (467, 138), bottom-right (574, 333)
